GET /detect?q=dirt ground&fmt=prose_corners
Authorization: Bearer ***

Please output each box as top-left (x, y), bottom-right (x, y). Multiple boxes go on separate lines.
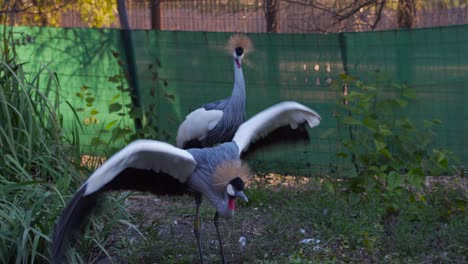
top-left (93, 174), bottom-right (303, 264)
top-left (93, 173), bottom-right (466, 264)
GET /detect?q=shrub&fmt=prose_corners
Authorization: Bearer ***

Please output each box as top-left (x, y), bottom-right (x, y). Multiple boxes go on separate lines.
top-left (323, 73), bottom-right (459, 215)
top-left (0, 29), bottom-right (129, 263)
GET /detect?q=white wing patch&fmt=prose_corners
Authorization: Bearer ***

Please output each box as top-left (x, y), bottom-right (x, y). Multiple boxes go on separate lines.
top-left (84, 140), bottom-right (197, 195)
top-left (233, 101), bottom-right (321, 155)
top-left (176, 107), bottom-right (223, 148)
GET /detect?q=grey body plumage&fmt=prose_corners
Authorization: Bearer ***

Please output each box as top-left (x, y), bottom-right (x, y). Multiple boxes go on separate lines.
top-left (176, 37), bottom-right (250, 149)
top-left (199, 62), bottom-right (246, 147)
top-left (187, 142), bottom-right (240, 217)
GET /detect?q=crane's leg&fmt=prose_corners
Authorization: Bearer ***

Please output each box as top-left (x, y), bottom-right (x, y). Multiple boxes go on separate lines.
top-left (214, 212), bottom-right (227, 264)
top-left (193, 194), bottom-right (204, 264)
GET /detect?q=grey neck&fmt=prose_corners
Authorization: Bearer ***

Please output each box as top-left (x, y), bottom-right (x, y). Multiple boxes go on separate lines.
top-left (230, 59), bottom-right (246, 111)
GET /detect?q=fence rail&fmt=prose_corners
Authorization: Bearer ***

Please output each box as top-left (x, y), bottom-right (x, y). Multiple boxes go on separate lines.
top-left (3, 0), bottom-right (468, 32)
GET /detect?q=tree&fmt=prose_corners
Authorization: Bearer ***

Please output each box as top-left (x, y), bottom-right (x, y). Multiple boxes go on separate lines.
top-left (264, 0), bottom-right (280, 32)
top-left (282, 0), bottom-right (387, 32)
top-left (0, 0), bottom-right (117, 27)
top-left (397, 0), bottom-right (416, 29)
top-left (150, 0), bottom-right (161, 30)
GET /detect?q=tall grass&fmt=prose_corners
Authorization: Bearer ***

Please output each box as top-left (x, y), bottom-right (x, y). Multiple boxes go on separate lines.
top-left (0, 33), bottom-right (130, 263)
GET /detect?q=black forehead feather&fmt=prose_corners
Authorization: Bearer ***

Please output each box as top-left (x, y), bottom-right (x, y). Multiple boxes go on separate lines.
top-left (230, 177), bottom-right (244, 190)
top-left (235, 47), bottom-right (244, 56)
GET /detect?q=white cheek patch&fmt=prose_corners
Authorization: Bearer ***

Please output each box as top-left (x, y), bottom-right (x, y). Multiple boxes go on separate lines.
top-left (227, 184), bottom-right (235, 196)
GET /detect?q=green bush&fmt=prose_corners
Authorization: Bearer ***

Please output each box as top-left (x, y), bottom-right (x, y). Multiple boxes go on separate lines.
top-left (318, 73), bottom-right (465, 261)
top-left (323, 73), bottom-right (459, 214)
top-left (0, 30), bottom-right (129, 263)
top-left (73, 50), bottom-right (169, 155)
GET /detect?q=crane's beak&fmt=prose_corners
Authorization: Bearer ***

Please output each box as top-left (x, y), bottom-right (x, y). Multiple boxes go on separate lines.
top-left (236, 191), bottom-right (248, 203)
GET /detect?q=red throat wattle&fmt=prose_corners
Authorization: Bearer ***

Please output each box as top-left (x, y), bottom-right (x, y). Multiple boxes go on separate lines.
top-left (235, 59), bottom-right (241, 68)
top-left (228, 198), bottom-right (236, 210)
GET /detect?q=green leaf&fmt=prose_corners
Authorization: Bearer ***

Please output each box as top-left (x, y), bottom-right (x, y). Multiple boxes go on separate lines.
top-left (85, 97), bottom-right (95, 104)
top-left (393, 98), bottom-right (408, 107)
top-left (395, 118), bottom-right (414, 129)
top-left (368, 166), bottom-right (381, 173)
top-left (346, 91), bottom-right (363, 99)
top-left (164, 93), bottom-right (175, 99)
top-left (348, 193), bottom-right (361, 205)
top-left (90, 137), bottom-right (104, 146)
top-left (111, 126), bottom-right (131, 140)
top-left (379, 148), bottom-right (392, 159)
top-left (342, 116), bottom-right (362, 126)
top-left (109, 103), bottom-right (122, 113)
top-left (90, 109), bottom-right (99, 115)
top-left (374, 139), bottom-right (386, 151)
top-left (363, 116), bottom-right (377, 129)
top-left (75, 107), bottom-right (85, 112)
top-left (362, 85), bottom-right (377, 91)
top-left (128, 108), bottom-right (143, 119)
top-left (339, 74), bottom-right (358, 82)
top-left (402, 87), bottom-right (416, 98)
top-left (387, 171), bottom-right (403, 190)
top-left (320, 128), bottom-right (336, 139)
top-left (407, 168), bottom-right (425, 188)
top-left (110, 94), bottom-right (121, 103)
top-left (105, 120), bottom-right (118, 130)
top-left (108, 75), bottom-right (120, 83)
top-left (423, 120), bottom-right (433, 128)
top-left (431, 118), bottom-right (442, 125)
top-left (433, 149), bottom-right (446, 163)
top-left (324, 182), bottom-right (335, 193)
top-left (377, 126), bottom-right (392, 136)
top-left (433, 149), bottom-right (449, 168)
top-left (336, 152), bottom-right (348, 158)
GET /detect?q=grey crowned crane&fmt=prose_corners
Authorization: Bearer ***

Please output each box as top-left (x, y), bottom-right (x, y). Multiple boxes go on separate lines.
top-left (52, 101), bottom-right (321, 264)
top-left (176, 34), bottom-right (252, 149)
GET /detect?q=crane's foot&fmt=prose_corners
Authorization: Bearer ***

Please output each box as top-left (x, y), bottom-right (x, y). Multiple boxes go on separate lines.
top-left (193, 195), bottom-right (204, 264)
top-left (214, 212), bottom-right (227, 264)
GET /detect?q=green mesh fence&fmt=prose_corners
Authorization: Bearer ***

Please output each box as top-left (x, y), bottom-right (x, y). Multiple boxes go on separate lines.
top-left (11, 25), bottom-right (468, 176)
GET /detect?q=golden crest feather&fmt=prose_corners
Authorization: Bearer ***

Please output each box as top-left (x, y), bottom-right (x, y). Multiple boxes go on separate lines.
top-left (213, 161), bottom-right (251, 192)
top-left (226, 34), bottom-right (253, 54)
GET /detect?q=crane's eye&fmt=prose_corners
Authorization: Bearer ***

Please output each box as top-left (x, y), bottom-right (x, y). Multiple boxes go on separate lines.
top-left (226, 184), bottom-right (235, 196)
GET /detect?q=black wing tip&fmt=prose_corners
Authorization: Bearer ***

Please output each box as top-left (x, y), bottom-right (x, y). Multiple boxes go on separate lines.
top-left (241, 123), bottom-right (310, 158)
top-left (52, 183), bottom-right (98, 263)
top-left (51, 167), bottom-right (190, 262)
top-left (182, 139), bottom-right (204, 149)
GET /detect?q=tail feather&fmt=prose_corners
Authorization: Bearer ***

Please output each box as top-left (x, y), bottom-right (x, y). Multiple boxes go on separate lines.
top-left (52, 183), bottom-right (99, 263)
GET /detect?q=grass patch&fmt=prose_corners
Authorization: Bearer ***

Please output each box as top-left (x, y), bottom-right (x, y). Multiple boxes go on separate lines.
top-left (0, 40), bottom-right (132, 263)
top-left (94, 176), bottom-right (466, 263)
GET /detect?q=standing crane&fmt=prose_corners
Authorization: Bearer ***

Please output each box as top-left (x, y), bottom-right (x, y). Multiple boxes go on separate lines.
top-left (52, 101), bottom-right (321, 264)
top-left (176, 34), bottom-right (252, 149)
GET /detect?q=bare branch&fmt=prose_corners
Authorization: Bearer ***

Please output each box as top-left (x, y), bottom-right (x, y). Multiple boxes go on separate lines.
top-left (333, 0), bottom-right (379, 22)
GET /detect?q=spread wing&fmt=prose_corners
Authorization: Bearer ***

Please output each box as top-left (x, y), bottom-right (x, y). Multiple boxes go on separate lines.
top-left (176, 107), bottom-right (223, 148)
top-left (52, 140), bottom-right (197, 263)
top-left (84, 140), bottom-right (196, 194)
top-left (233, 101), bottom-right (321, 156)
